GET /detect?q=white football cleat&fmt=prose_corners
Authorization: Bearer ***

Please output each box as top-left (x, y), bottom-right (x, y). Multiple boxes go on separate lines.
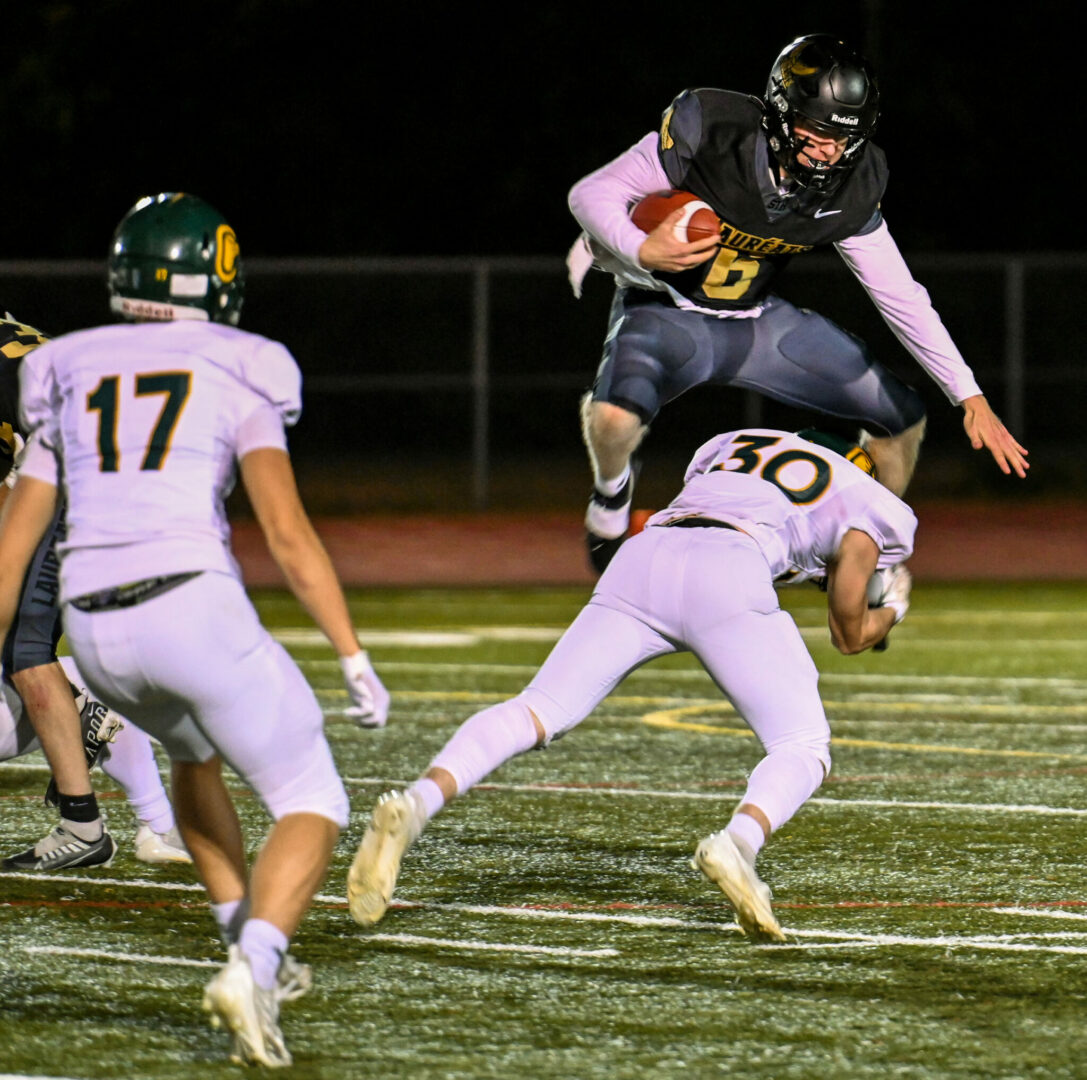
top-left (134, 825), bottom-right (192, 865)
top-left (203, 945), bottom-right (292, 1068)
top-left (346, 790), bottom-right (424, 926)
top-left (692, 830), bottom-right (786, 944)
top-left (275, 952), bottom-right (312, 1003)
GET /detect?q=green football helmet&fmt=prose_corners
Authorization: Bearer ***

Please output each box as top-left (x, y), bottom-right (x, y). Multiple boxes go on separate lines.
top-left (107, 192), bottom-right (244, 325)
top-left (797, 428), bottom-right (878, 478)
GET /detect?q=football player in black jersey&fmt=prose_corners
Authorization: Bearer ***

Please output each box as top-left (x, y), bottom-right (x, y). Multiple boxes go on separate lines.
top-left (567, 33), bottom-right (1028, 572)
top-left (0, 314), bottom-right (118, 869)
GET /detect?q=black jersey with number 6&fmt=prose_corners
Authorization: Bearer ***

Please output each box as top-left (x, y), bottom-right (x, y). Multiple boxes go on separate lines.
top-left (656, 89), bottom-right (888, 311)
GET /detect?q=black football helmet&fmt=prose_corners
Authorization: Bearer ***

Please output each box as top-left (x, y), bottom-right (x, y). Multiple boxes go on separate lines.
top-left (763, 34), bottom-right (879, 194)
top-left (797, 428), bottom-right (878, 478)
top-left (108, 192), bottom-right (244, 324)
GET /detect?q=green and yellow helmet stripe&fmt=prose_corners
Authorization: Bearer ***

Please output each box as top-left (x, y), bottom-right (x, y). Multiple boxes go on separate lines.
top-left (796, 428), bottom-right (878, 479)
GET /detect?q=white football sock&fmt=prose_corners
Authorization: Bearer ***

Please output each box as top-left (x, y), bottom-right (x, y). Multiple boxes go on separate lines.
top-left (238, 918), bottom-right (289, 992)
top-left (725, 811), bottom-right (766, 862)
top-left (594, 464), bottom-right (631, 498)
top-left (408, 777), bottom-right (446, 821)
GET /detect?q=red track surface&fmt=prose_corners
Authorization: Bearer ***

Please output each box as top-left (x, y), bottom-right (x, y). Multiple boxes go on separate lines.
top-left (230, 500), bottom-right (1087, 587)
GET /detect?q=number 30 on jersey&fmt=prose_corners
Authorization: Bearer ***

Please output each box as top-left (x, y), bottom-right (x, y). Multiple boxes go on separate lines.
top-left (712, 434), bottom-right (832, 504)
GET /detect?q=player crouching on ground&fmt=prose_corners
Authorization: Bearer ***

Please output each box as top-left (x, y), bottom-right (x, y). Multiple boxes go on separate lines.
top-left (348, 427), bottom-right (913, 943)
top-left (0, 192), bottom-right (389, 1068)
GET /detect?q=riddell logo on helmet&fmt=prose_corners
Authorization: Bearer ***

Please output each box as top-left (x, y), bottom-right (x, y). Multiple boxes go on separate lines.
top-left (831, 113), bottom-right (859, 125)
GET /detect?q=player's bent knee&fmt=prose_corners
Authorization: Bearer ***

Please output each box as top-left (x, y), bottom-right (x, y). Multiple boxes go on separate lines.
top-left (747, 741), bottom-right (831, 833)
top-left (587, 399), bottom-right (648, 441)
top-left (781, 741), bottom-right (832, 791)
top-left (518, 687), bottom-right (581, 744)
top-left (428, 698), bottom-right (541, 795)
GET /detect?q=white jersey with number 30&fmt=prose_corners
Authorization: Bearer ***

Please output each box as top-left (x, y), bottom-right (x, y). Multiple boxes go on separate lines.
top-left (645, 429), bottom-right (917, 583)
top-left (16, 320), bottom-right (302, 603)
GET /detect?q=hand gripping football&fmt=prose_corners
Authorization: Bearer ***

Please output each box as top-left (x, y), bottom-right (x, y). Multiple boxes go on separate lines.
top-left (866, 564), bottom-right (912, 624)
top-left (631, 190), bottom-right (720, 244)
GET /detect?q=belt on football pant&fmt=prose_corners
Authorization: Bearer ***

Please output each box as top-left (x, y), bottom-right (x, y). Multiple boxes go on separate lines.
top-left (68, 571), bottom-right (203, 613)
top-left (661, 517), bottom-right (740, 531)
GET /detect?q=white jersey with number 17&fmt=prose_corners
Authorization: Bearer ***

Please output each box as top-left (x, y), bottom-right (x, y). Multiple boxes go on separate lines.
top-left (17, 320), bottom-right (302, 603)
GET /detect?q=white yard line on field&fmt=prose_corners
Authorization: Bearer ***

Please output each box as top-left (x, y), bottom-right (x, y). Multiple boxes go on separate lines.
top-left (397, 899), bottom-right (740, 934)
top-left (1, 1074), bottom-right (89, 1080)
top-left (991, 906), bottom-right (1087, 922)
top-left (340, 775), bottom-right (1087, 815)
top-left (357, 933), bottom-right (617, 959)
top-left (272, 625), bottom-right (1087, 651)
top-left (23, 945), bottom-right (218, 968)
top-left (298, 656), bottom-right (1087, 692)
top-left (3, 869), bottom-right (206, 890)
top-left (15, 870), bottom-right (1083, 928)
top-left (15, 884), bottom-right (1087, 957)
top-left (23, 937), bottom-right (612, 969)
top-left (339, 906), bottom-right (1087, 956)
top-left (766, 931), bottom-right (1087, 955)
top-left (275, 627), bottom-right (565, 648)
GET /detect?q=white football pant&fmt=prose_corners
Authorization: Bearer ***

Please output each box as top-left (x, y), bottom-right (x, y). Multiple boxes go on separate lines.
top-left (519, 526), bottom-right (831, 832)
top-left (62, 570), bottom-right (349, 828)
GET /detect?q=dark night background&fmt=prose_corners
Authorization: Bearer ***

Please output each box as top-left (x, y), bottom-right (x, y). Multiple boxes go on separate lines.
top-left (1, 2), bottom-right (1083, 510)
top-left (1, 2), bottom-right (1077, 258)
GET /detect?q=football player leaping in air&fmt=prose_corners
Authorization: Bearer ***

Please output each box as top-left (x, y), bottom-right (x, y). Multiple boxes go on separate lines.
top-left (348, 427), bottom-right (913, 944)
top-left (567, 33), bottom-right (1027, 572)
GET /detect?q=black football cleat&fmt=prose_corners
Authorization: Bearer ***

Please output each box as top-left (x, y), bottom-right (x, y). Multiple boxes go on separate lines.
top-left (2, 824), bottom-right (116, 871)
top-left (586, 530), bottom-right (625, 575)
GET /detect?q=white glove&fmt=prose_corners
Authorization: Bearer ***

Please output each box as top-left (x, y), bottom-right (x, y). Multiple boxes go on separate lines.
top-left (3, 432), bottom-right (25, 489)
top-left (866, 564), bottom-right (912, 624)
top-left (340, 650), bottom-right (390, 729)
top-left (566, 233), bottom-right (595, 299)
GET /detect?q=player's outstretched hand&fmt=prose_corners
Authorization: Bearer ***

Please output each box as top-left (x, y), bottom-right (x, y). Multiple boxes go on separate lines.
top-left (961, 394), bottom-right (1029, 478)
top-left (638, 210), bottom-right (720, 273)
top-left (340, 650), bottom-right (390, 729)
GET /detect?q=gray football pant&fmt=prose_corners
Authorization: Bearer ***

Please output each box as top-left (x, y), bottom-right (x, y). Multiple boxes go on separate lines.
top-left (592, 287), bottom-right (926, 434)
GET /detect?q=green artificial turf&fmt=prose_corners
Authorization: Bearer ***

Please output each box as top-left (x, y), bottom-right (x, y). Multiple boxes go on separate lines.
top-left (2, 582), bottom-right (1087, 1079)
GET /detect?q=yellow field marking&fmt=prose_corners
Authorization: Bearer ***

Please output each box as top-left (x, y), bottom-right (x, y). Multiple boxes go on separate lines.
top-left (321, 689), bottom-right (719, 707)
top-left (641, 703), bottom-right (1087, 760)
top-left (316, 687), bottom-right (1087, 759)
top-left (325, 687), bottom-right (1087, 719)
top-left (829, 699), bottom-right (1087, 718)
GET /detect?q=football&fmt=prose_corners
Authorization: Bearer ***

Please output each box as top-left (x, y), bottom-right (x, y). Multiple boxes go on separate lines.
top-left (866, 567), bottom-right (891, 607)
top-left (631, 190), bottom-right (720, 244)
top-left (628, 508), bottom-right (654, 537)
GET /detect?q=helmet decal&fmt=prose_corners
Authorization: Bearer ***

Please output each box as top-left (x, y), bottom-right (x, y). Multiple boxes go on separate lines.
top-left (780, 45), bottom-right (820, 86)
top-left (215, 224), bottom-right (240, 283)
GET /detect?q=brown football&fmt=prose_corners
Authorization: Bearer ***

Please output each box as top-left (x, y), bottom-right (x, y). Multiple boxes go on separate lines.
top-left (630, 189), bottom-right (720, 244)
